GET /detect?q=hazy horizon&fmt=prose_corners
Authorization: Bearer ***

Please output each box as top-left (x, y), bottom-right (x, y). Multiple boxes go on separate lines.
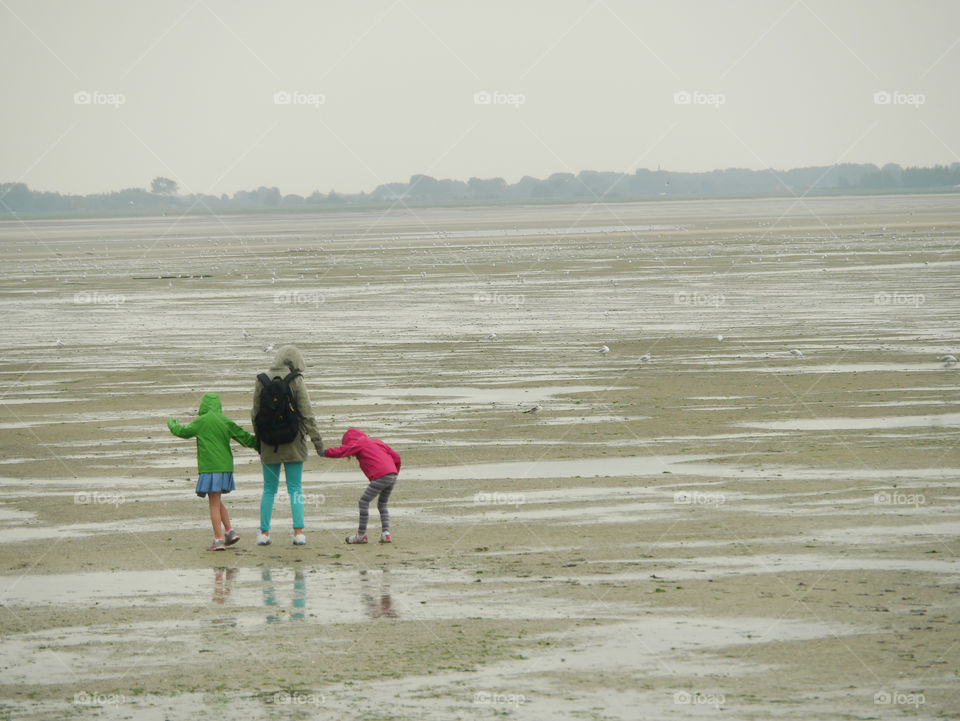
top-left (2, 0), bottom-right (958, 197)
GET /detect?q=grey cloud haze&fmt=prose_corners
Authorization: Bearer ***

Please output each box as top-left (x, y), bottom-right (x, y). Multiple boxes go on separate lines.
top-left (1, 0), bottom-right (958, 196)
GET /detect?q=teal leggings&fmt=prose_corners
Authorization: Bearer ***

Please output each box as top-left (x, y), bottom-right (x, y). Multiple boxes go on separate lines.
top-left (260, 462), bottom-right (304, 531)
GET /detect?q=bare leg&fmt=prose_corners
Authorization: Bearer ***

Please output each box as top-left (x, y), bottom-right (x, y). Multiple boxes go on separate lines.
top-left (207, 492), bottom-right (223, 537)
top-left (219, 498), bottom-right (231, 532)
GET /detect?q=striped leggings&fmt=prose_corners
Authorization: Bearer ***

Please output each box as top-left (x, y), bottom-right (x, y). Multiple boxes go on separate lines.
top-left (358, 473), bottom-right (397, 534)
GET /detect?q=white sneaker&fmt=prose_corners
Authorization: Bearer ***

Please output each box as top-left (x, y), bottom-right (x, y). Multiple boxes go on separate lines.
top-left (257, 532), bottom-right (272, 546)
top-left (293, 533), bottom-right (306, 546)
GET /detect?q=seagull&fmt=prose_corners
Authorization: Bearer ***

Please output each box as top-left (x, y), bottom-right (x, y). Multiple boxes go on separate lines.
top-left (242, 329), bottom-right (251, 339)
top-left (939, 355), bottom-right (958, 364)
top-left (639, 354), bottom-right (651, 362)
top-left (264, 343), bottom-right (275, 353)
top-left (789, 349), bottom-right (804, 358)
top-left (521, 404), bottom-right (542, 414)
top-left (717, 334), bottom-right (724, 341)
top-left (487, 333), bottom-right (497, 340)
top-left (55, 338), bottom-right (65, 347)
top-left (599, 345), bottom-right (610, 354)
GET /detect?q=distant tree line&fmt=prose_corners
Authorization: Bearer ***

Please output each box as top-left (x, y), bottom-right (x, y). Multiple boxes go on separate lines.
top-left (2, 163), bottom-right (958, 217)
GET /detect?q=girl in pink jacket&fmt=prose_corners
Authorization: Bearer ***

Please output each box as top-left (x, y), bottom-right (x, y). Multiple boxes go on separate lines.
top-left (324, 428), bottom-right (401, 544)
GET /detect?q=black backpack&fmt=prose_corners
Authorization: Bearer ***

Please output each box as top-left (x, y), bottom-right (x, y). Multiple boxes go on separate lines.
top-left (254, 371), bottom-right (302, 452)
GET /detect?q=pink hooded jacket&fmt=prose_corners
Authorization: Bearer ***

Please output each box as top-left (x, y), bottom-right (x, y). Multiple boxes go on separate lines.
top-left (324, 428), bottom-right (401, 481)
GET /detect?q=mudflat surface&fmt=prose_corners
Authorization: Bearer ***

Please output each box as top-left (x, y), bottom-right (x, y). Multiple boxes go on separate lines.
top-left (1, 195), bottom-right (958, 720)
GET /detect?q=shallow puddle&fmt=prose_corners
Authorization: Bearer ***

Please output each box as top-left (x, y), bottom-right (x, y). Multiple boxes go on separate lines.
top-left (739, 411), bottom-right (960, 431)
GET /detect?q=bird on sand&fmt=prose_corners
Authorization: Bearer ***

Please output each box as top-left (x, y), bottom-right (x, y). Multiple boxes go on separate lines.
top-left (639, 354), bottom-right (651, 362)
top-left (599, 345), bottom-right (610, 354)
top-left (939, 354), bottom-right (957, 364)
top-left (789, 349), bottom-right (804, 358)
top-left (263, 343), bottom-right (275, 353)
top-left (522, 404), bottom-right (542, 414)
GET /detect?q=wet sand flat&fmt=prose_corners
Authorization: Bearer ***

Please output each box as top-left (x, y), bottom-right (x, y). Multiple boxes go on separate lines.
top-left (1, 195), bottom-right (959, 719)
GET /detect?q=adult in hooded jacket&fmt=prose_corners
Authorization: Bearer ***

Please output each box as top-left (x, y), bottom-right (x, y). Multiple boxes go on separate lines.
top-left (252, 345), bottom-right (323, 545)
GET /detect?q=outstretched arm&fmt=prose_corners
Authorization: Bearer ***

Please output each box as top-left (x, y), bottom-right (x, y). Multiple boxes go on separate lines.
top-left (323, 442), bottom-right (360, 459)
top-left (226, 418), bottom-right (258, 449)
top-left (167, 417), bottom-right (198, 439)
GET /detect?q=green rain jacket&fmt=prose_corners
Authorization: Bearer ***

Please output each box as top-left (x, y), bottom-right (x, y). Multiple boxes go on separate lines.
top-left (168, 393), bottom-right (257, 473)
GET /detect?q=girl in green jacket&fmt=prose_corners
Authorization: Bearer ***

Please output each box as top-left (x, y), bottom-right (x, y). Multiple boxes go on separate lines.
top-left (168, 393), bottom-right (258, 551)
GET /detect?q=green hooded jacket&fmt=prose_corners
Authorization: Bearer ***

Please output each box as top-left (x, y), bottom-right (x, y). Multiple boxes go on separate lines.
top-left (168, 393), bottom-right (257, 473)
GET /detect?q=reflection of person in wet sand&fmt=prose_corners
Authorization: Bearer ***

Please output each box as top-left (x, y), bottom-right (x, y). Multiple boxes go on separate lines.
top-left (360, 569), bottom-right (397, 619)
top-left (212, 567), bottom-right (238, 604)
top-left (262, 567), bottom-right (306, 622)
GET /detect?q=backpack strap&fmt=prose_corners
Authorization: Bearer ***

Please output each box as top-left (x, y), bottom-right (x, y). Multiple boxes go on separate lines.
top-left (282, 371), bottom-right (302, 384)
top-left (257, 372), bottom-right (271, 386)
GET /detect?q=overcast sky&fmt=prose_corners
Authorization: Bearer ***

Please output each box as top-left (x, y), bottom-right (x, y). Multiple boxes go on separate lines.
top-left (2, 0), bottom-right (958, 196)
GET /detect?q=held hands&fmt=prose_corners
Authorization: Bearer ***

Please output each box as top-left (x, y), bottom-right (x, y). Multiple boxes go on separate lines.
top-left (167, 418), bottom-right (178, 431)
top-left (313, 440), bottom-right (324, 456)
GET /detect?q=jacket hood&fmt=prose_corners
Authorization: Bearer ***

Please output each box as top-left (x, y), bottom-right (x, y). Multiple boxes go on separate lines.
top-left (198, 393), bottom-right (222, 415)
top-left (342, 428), bottom-right (367, 445)
top-left (268, 344), bottom-right (306, 376)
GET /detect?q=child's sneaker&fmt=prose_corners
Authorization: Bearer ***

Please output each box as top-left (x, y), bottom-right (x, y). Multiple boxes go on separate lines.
top-left (257, 532), bottom-right (272, 546)
top-left (345, 533), bottom-right (368, 544)
top-left (208, 538), bottom-right (225, 551)
top-left (379, 532), bottom-right (391, 544)
top-left (293, 533), bottom-right (306, 546)
top-left (224, 529), bottom-right (240, 546)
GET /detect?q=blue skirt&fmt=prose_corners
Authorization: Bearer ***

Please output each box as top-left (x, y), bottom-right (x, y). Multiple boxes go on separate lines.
top-left (196, 472), bottom-right (235, 498)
